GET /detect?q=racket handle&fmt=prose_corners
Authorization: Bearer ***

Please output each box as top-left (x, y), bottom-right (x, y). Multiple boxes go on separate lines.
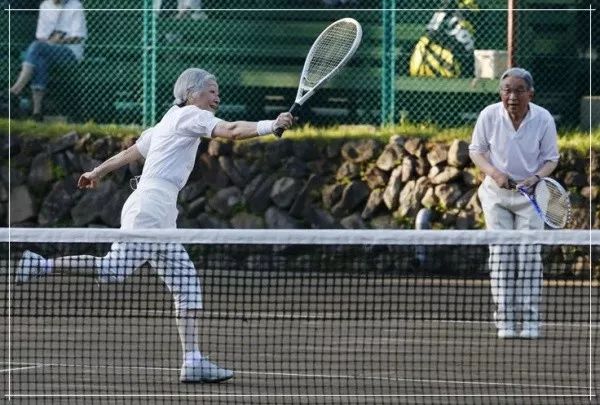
top-left (273, 127), bottom-right (285, 138)
top-left (288, 102), bottom-right (301, 116)
top-left (273, 103), bottom-right (301, 138)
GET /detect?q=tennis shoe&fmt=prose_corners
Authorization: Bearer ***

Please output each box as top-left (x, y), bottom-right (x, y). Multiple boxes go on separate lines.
top-left (497, 328), bottom-right (518, 339)
top-left (15, 250), bottom-right (48, 284)
top-left (180, 356), bottom-right (233, 383)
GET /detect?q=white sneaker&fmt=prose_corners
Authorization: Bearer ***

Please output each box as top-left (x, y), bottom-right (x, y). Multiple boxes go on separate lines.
top-left (180, 356), bottom-right (233, 383)
top-left (519, 328), bottom-right (541, 339)
top-left (497, 328), bottom-right (518, 339)
top-left (15, 250), bottom-right (48, 284)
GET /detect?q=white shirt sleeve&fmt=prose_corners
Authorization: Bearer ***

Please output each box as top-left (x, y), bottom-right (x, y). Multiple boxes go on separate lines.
top-left (174, 106), bottom-right (222, 138)
top-left (35, 1), bottom-right (60, 40)
top-left (538, 111), bottom-right (560, 162)
top-left (469, 107), bottom-right (491, 153)
top-left (57, 0), bottom-right (87, 38)
top-left (136, 128), bottom-right (153, 158)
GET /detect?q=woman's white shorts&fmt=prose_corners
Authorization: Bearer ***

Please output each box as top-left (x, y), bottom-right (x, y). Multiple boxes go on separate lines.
top-left (94, 178), bottom-right (202, 314)
top-left (120, 178), bottom-right (179, 229)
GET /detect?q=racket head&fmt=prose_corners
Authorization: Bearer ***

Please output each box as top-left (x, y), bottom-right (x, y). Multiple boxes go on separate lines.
top-left (295, 18), bottom-right (362, 104)
top-left (534, 177), bottom-right (571, 228)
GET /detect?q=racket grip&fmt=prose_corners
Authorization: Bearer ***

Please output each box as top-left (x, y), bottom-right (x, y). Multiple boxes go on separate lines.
top-left (273, 103), bottom-right (301, 138)
top-left (289, 102), bottom-right (301, 116)
top-left (273, 127), bottom-right (285, 138)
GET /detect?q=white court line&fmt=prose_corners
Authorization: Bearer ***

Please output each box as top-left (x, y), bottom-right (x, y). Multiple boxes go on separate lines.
top-left (234, 370), bottom-right (589, 391)
top-left (0, 361), bottom-right (590, 391)
top-left (1, 361), bottom-right (177, 374)
top-left (0, 364), bottom-right (42, 373)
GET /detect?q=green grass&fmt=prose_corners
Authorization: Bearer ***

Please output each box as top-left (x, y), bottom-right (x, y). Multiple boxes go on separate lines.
top-left (280, 122), bottom-right (600, 154)
top-left (2, 118), bottom-right (598, 153)
top-left (555, 128), bottom-right (600, 154)
top-left (0, 118), bottom-right (142, 140)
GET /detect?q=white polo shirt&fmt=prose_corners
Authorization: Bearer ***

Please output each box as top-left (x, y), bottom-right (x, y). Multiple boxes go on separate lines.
top-left (136, 105), bottom-right (221, 191)
top-left (35, 0), bottom-right (87, 60)
top-left (469, 102), bottom-right (559, 181)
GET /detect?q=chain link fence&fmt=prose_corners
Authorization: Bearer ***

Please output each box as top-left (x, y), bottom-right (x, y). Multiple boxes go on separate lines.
top-left (2, 0), bottom-right (595, 128)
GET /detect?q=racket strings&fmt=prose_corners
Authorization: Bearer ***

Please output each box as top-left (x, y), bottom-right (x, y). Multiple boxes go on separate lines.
top-left (305, 22), bottom-right (359, 87)
top-left (536, 181), bottom-right (571, 228)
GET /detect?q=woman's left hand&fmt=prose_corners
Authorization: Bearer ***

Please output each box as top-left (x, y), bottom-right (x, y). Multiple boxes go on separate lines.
top-left (78, 171), bottom-right (99, 189)
top-left (48, 32), bottom-right (63, 44)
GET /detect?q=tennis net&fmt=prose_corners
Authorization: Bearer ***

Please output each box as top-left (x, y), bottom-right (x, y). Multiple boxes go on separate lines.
top-left (1, 228), bottom-right (598, 404)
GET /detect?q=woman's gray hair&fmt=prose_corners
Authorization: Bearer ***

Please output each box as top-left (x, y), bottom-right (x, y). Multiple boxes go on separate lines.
top-left (500, 67), bottom-right (534, 91)
top-left (173, 68), bottom-right (217, 106)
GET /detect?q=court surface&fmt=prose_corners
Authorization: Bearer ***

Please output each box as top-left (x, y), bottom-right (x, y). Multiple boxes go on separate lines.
top-left (1, 270), bottom-right (598, 405)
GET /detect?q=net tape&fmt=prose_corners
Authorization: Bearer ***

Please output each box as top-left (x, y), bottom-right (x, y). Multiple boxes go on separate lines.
top-left (2, 228), bottom-right (598, 245)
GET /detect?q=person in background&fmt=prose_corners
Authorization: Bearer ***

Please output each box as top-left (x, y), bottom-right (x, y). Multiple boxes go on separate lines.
top-left (10, 0), bottom-right (87, 121)
top-left (15, 68), bottom-right (295, 383)
top-left (468, 67), bottom-right (559, 340)
top-left (153, 0), bottom-right (207, 20)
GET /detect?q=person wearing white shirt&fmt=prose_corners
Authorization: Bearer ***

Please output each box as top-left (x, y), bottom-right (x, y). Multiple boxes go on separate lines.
top-left (10, 0), bottom-right (87, 120)
top-left (469, 67), bottom-right (559, 340)
top-left (15, 68), bottom-right (295, 383)
top-left (153, 0), bottom-right (207, 20)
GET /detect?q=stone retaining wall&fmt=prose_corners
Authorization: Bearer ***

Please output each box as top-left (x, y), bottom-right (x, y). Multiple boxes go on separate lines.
top-left (2, 131), bottom-right (597, 230)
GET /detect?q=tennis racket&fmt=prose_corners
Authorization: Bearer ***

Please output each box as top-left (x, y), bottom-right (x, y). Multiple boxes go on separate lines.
top-left (273, 18), bottom-right (363, 137)
top-left (509, 177), bottom-right (571, 228)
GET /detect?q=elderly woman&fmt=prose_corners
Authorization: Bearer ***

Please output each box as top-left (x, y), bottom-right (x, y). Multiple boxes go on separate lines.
top-left (10, 0), bottom-right (87, 120)
top-left (16, 68), bottom-right (295, 383)
top-left (469, 68), bottom-right (559, 340)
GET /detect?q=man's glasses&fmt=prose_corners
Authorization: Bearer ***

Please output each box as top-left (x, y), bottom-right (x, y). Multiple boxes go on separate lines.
top-left (500, 88), bottom-right (529, 96)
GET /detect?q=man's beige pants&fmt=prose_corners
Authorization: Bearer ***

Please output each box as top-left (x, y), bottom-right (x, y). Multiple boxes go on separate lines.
top-left (478, 176), bottom-right (544, 331)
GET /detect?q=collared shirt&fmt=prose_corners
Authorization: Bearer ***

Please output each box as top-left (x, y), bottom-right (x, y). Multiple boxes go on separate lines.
top-left (35, 0), bottom-right (87, 60)
top-left (136, 105), bottom-right (222, 191)
top-left (469, 101), bottom-right (559, 181)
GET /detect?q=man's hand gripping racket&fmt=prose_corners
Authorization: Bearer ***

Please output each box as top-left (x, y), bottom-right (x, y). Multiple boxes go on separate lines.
top-left (274, 18), bottom-right (363, 137)
top-left (508, 177), bottom-right (572, 229)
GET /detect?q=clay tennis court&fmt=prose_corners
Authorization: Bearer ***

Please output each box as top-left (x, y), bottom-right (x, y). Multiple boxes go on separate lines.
top-left (2, 265), bottom-right (596, 405)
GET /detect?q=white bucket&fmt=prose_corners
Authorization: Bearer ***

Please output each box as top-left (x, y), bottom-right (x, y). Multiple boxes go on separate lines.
top-left (474, 50), bottom-right (508, 79)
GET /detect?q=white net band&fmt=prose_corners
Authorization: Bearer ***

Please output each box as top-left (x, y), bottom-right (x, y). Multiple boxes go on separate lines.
top-left (2, 228), bottom-right (597, 246)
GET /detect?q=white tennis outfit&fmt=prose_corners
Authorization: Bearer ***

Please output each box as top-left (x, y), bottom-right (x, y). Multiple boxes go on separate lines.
top-left (95, 105), bottom-right (221, 315)
top-left (469, 102), bottom-right (559, 331)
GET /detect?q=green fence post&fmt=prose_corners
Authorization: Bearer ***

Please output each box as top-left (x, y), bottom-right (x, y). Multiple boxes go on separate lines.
top-left (142, 0), bottom-right (157, 127)
top-left (381, 0), bottom-right (396, 126)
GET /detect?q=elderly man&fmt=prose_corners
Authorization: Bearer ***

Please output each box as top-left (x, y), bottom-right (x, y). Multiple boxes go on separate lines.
top-left (469, 67), bottom-right (559, 340)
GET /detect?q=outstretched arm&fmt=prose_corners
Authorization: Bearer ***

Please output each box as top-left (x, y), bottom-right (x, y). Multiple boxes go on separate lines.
top-left (78, 144), bottom-right (143, 189)
top-left (212, 112), bottom-right (294, 140)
